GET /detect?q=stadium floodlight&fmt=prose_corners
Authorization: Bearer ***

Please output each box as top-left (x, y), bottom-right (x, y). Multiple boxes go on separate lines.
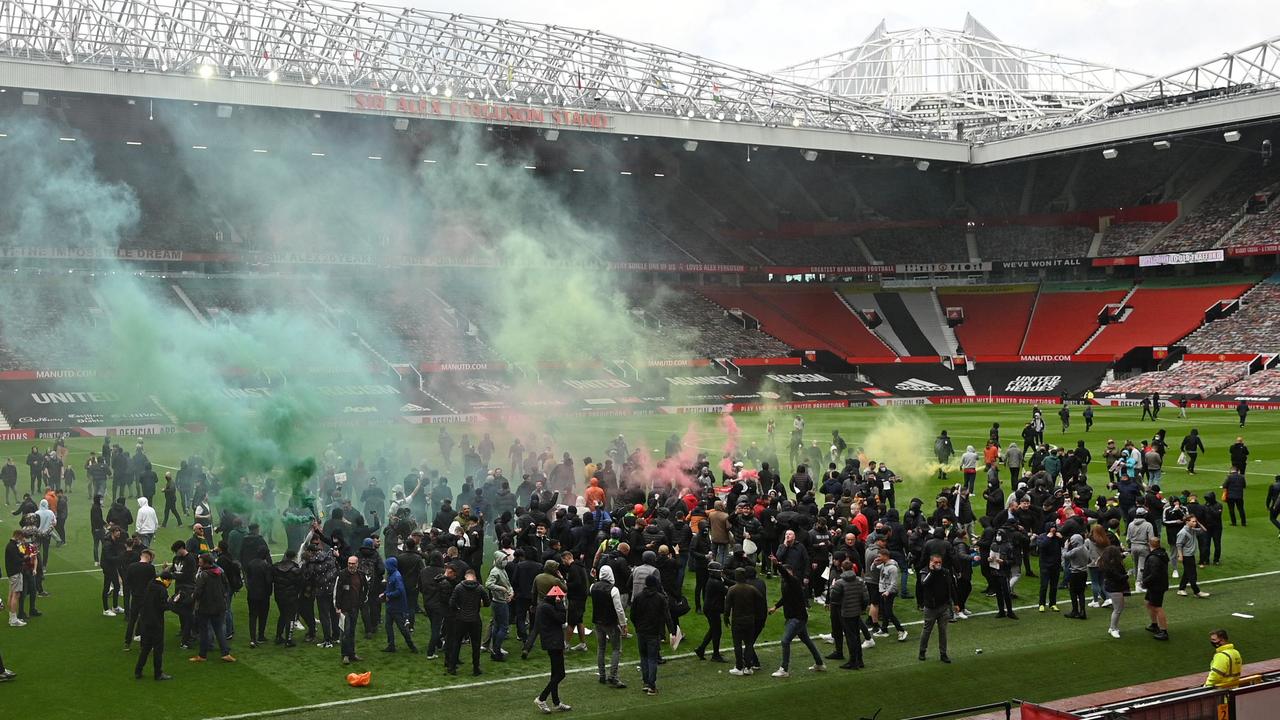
top-left (791, 117), bottom-right (802, 127)
top-left (1102, 148), bottom-right (1119, 159)
top-left (915, 159), bottom-right (930, 171)
top-left (654, 173), bottom-right (666, 177)
top-left (64, 55), bottom-right (74, 64)
top-left (393, 118), bottom-right (409, 131)
top-left (310, 76), bottom-right (320, 85)
top-left (572, 168), bottom-right (585, 173)
top-left (466, 91), bottom-right (475, 99)
top-left (412, 85), bottom-right (421, 94)
top-left (734, 113), bottom-right (742, 122)
top-left (1153, 140), bottom-right (1171, 150)
top-left (1224, 130), bottom-right (1242, 143)
top-left (429, 86), bottom-right (438, 96)
top-left (682, 140), bottom-right (698, 152)
top-left (198, 63), bottom-right (215, 79)
top-left (390, 84), bottom-right (398, 92)
top-left (445, 86), bottom-right (454, 98)
top-left (545, 129), bottom-right (560, 142)
top-left (620, 171), bottom-right (632, 175)
top-left (21, 91), bottom-right (39, 106)
top-left (266, 70), bottom-right (279, 83)
top-left (216, 105), bottom-right (233, 118)
top-left (802, 150), bottom-right (818, 162)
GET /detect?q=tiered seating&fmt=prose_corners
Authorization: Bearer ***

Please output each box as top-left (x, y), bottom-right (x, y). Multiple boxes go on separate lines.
top-left (0, 275), bottom-right (101, 370)
top-left (647, 291), bottom-right (792, 358)
top-left (753, 237), bottom-right (868, 266)
top-left (1219, 369), bottom-right (1280, 397)
top-left (974, 226), bottom-right (1093, 261)
top-left (1097, 222), bottom-right (1165, 256)
top-left (1097, 361), bottom-right (1248, 396)
top-left (860, 227), bottom-right (968, 264)
top-left (699, 287), bottom-right (893, 357)
top-left (1182, 281), bottom-right (1280, 353)
top-left (939, 290), bottom-right (1035, 355)
top-left (1020, 288), bottom-right (1129, 355)
top-left (1086, 283), bottom-right (1255, 356)
top-left (1222, 200), bottom-right (1280, 248)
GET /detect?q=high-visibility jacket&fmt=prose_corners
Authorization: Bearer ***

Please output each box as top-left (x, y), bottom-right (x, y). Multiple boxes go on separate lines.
top-left (1205, 643), bottom-right (1242, 688)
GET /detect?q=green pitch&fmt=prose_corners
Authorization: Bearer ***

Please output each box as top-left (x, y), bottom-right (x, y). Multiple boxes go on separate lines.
top-left (3, 403), bottom-right (1279, 720)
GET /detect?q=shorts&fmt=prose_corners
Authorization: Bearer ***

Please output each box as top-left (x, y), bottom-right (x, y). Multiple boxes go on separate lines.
top-left (567, 598), bottom-right (586, 626)
top-left (7, 573), bottom-right (22, 593)
top-left (1145, 586), bottom-right (1166, 607)
top-left (865, 582), bottom-right (880, 606)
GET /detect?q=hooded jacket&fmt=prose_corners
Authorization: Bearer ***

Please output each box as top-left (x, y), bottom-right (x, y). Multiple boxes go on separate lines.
top-left (828, 569), bottom-right (870, 619)
top-left (193, 563), bottom-right (228, 616)
top-left (533, 559), bottom-right (566, 600)
top-left (1062, 534), bottom-right (1090, 573)
top-left (35, 499), bottom-right (56, 534)
top-left (589, 564), bottom-right (627, 626)
top-left (449, 576), bottom-right (490, 622)
top-left (631, 575), bottom-right (675, 638)
top-left (383, 556), bottom-right (409, 615)
top-left (135, 497), bottom-right (158, 535)
top-left (485, 551), bottom-right (514, 603)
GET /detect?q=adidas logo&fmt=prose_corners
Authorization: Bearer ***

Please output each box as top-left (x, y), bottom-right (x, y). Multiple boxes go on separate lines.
top-left (894, 378), bottom-right (954, 392)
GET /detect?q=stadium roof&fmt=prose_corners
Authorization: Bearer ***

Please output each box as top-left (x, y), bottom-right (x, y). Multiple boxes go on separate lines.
top-left (0, 0), bottom-right (935, 135)
top-left (774, 14), bottom-right (1157, 138)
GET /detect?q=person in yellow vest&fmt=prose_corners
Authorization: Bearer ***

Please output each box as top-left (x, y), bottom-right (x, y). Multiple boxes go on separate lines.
top-left (1204, 629), bottom-right (1242, 688)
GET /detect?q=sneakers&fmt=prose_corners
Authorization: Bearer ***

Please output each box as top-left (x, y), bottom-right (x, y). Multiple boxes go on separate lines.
top-left (872, 629), bottom-right (889, 638)
top-left (1038, 605), bottom-right (1046, 613)
top-left (1101, 598), bottom-right (1113, 607)
top-left (809, 664), bottom-right (826, 672)
top-left (534, 699), bottom-right (551, 714)
top-left (0, 669), bottom-right (15, 681)
top-left (897, 630), bottom-right (908, 642)
top-left (729, 667), bottom-right (752, 676)
top-left (114, 606), bottom-right (125, 613)
top-left (1196, 592), bottom-right (1211, 598)
top-left (8, 618), bottom-right (26, 627)
top-left (607, 677), bottom-right (626, 689)
top-left (1087, 600), bottom-right (1101, 608)
top-left (1153, 630), bottom-right (1170, 641)
top-left (103, 610), bottom-right (117, 617)
top-left (771, 668), bottom-right (789, 678)
top-left (221, 655), bottom-right (237, 663)
top-left (1108, 629), bottom-right (1120, 639)
top-left (861, 638), bottom-right (876, 649)
top-left (554, 703), bottom-right (572, 712)
top-left (1176, 590), bottom-right (1188, 596)
top-left (570, 643), bottom-right (588, 652)
top-left (189, 656), bottom-right (207, 663)
top-left (1050, 605), bottom-right (1060, 613)
top-left (156, 673), bottom-right (173, 681)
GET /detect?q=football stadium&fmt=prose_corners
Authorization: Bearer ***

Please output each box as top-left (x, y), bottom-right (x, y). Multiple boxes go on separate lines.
top-left (2, 2), bottom-right (1280, 718)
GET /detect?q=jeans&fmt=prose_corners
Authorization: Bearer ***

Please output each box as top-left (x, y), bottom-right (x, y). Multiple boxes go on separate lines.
top-left (919, 605), bottom-right (949, 658)
top-left (248, 596), bottom-right (270, 641)
top-left (1179, 557), bottom-right (1200, 593)
top-left (385, 607), bottom-right (417, 651)
top-left (595, 623), bottom-right (622, 680)
top-left (1227, 499), bottom-right (1246, 526)
top-left (426, 609), bottom-right (445, 654)
top-left (779, 617), bottom-right (822, 671)
top-left (101, 562), bottom-right (121, 611)
top-left (1107, 591), bottom-right (1125, 632)
top-left (696, 612), bottom-right (722, 656)
top-left (539, 649), bottom-right (565, 705)
top-left (839, 616), bottom-right (865, 666)
top-left (1088, 567), bottom-right (1104, 601)
top-left (224, 591), bottom-right (236, 638)
top-left (638, 635), bottom-right (661, 689)
top-left (1038, 567), bottom-right (1061, 606)
top-left (198, 613), bottom-right (230, 658)
top-left (731, 622), bottom-right (756, 670)
top-left (490, 600), bottom-right (510, 657)
top-left (339, 610), bottom-right (357, 658)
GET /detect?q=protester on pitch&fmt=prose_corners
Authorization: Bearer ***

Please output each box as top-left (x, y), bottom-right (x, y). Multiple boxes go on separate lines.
top-left (534, 585), bottom-right (571, 713)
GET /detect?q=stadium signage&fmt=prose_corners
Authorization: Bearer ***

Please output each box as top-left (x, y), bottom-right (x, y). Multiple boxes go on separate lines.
top-left (896, 262), bottom-right (992, 273)
top-left (1004, 375), bottom-right (1062, 393)
top-left (353, 94), bottom-right (611, 129)
top-left (1138, 249), bottom-right (1225, 267)
top-left (996, 258), bottom-right (1084, 269)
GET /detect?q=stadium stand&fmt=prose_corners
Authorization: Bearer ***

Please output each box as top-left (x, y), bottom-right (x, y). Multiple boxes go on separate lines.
top-left (699, 286), bottom-right (893, 357)
top-left (1085, 282), bottom-right (1256, 356)
top-left (1182, 280), bottom-right (1280, 354)
top-left (0, 274), bottom-right (101, 370)
top-left (873, 292), bottom-right (939, 356)
top-left (1219, 369), bottom-right (1280, 398)
top-left (751, 237), bottom-right (868, 266)
top-left (1151, 164), bottom-right (1280, 252)
top-left (1020, 286), bottom-right (1130, 355)
top-left (1221, 195), bottom-right (1280, 248)
top-left (974, 226), bottom-right (1094, 261)
top-left (860, 227), bottom-right (968, 264)
top-left (646, 290), bottom-right (793, 358)
top-left (939, 289), bottom-right (1035, 355)
top-left (1097, 361), bottom-right (1248, 396)
top-left (1096, 221), bottom-right (1166, 256)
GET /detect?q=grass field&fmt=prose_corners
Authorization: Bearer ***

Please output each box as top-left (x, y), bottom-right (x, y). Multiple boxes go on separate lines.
top-left (3, 403), bottom-right (1279, 719)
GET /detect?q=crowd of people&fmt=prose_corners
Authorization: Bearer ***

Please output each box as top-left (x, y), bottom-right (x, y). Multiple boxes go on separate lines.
top-left (1, 408), bottom-right (1271, 706)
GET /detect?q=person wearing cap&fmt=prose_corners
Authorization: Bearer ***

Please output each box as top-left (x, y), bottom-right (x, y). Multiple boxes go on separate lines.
top-left (724, 567), bottom-right (766, 676)
top-left (534, 585), bottom-right (571, 713)
top-left (694, 561), bottom-right (727, 662)
top-left (135, 569), bottom-right (174, 680)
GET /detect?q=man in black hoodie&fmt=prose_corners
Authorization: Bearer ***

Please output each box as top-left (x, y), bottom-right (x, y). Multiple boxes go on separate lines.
top-left (192, 553), bottom-right (234, 662)
top-left (135, 570), bottom-right (174, 680)
top-left (916, 554), bottom-right (956, 663)
top-left (724, 568), bottom-right (766, 675)
top-left (272, 549), bottom-right (303, 647)
top-left (421, 564), bottom-right (457, 660)
top-left (244, 545), bottom-right (273, 648)
top-left (123, 548), bottom-right (157, 650)
top-left (631, 574), bottom-right (674, 695)
top-left (447, 569), bottom-right (490, 675)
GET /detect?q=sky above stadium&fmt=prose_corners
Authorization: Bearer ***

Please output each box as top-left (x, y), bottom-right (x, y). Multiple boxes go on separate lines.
top-left (412, 0), bottom-right (1270, 79)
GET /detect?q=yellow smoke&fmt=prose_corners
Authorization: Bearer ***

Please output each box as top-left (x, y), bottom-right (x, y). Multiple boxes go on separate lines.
top-left (859, 409), bottom-right (937, 481)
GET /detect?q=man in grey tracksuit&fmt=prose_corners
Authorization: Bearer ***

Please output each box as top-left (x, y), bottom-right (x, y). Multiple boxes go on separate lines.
top-left (1126, 508), bottom-right (1155, 591)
